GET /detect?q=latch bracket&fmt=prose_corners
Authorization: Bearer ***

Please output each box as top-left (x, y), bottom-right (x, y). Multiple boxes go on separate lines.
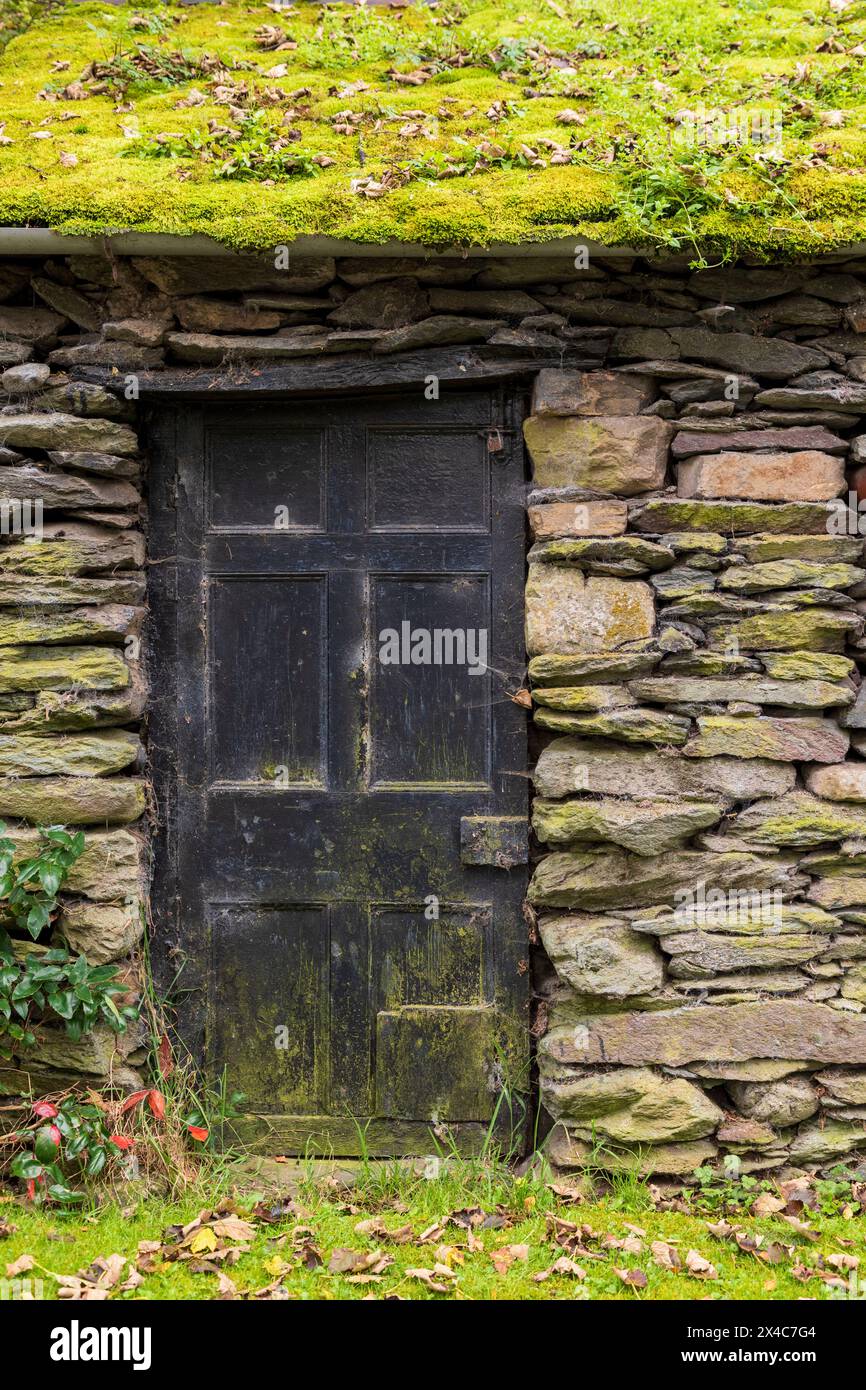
top-left (460, 816), bottom-right (529, 868)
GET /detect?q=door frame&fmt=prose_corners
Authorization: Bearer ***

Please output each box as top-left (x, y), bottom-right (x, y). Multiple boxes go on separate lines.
top-left (144, 368), bottom-right (533, 1154)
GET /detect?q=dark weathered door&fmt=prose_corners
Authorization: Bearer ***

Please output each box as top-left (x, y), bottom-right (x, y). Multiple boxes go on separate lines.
top-left (149, 388), bottom-right (528, 1155)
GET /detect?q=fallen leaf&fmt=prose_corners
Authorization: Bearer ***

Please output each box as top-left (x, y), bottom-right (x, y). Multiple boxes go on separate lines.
top-left (188, 1227), bottom-right (218, 1255)
top-left (685, 1250), bottom-right (718, 1280)
top-left (212, 1218), bottom-right (256, 1243)
top-left (533, 1256), bottom-right (587, 1282)
top-left (827, 1253), bottom-right (860, 1271)
top-left (490, 1243), bottom-right (529, 1275)
top-left (404, 1265), bottom-right (456, 1293)
top-left (651, 1241), bottom-right (682, 1272)
top-left (780, 1215), bottom-right (819, 1242)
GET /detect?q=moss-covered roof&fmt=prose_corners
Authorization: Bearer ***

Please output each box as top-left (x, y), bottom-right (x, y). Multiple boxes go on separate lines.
top-left (1, 0), bottom-right (866, 254)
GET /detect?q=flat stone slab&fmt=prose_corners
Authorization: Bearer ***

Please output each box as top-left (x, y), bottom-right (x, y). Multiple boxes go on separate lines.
top-left (528, 847), bottom-right (802, 911)
top-left (671, 426), bottom-right (846, 458)
top-left (534, 736), bottom-right (796, 802)
top-left (532, 796), bottom-right (724, 855)
top-left (630, 498), bottom-right (835, 535)
top-left (669, 328), bottom-right (829, 379)
top-left (630, 675), bottom-right (853, 710)
top-left (685, 716), bottom-right (849, 763)
top-left (0, 413), bottom-right (138, 457)
top-left (719, 559), bottom-right (864, 592)
top-left (542, 1000), bottom-right (866, 1066)
top-left (732, 789), bottom-right (866, 847)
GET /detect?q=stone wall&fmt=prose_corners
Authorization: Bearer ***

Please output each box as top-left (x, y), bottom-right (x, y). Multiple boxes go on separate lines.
top-left (2, 247), bottom-right (866, 1172)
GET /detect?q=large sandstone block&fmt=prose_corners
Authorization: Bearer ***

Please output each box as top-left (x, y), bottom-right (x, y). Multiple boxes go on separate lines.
top-left (530, 370), bottom-right (655, 417)
top-left (523, 415), bottom-right (672, 494)
top-left (525, 566), bottom-right (654, 655)
top-left (533, 736), bottom-right (796, 803)
top-left (538, 914), bottom-right (665, 997)
top-left (542, 1001), bottom-right (866, 1066)
top-left (528, 499), bottom-right (627, 540)
top-left (677, 450), bottom-right (844, 502)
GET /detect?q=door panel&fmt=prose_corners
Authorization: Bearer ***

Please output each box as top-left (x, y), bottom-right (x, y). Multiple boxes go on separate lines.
top-left (149, 388), bottom-right (528, 1155)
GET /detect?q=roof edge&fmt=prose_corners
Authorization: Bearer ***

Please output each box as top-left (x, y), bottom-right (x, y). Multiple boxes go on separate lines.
top-left (0, 228), bottom-right (865, 262)
top-left (0, 229), bottom-right (637, 258)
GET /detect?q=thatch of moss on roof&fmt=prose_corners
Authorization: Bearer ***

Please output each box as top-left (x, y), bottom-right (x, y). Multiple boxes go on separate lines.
top-left (0, 0), bottom-right (865, 255)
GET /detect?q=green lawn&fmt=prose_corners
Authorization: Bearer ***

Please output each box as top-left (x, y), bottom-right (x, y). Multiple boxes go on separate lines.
top-left (2, 1157), bottom-right (864, 1301)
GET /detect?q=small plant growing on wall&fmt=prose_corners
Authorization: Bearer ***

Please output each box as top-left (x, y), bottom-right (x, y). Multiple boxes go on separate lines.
top-left (0, 823), bottom-right (138, 1061)
top-left (0, 823), bottom-right (142, 1203)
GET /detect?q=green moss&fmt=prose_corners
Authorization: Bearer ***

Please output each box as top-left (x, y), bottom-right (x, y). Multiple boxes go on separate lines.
top-left (1, 0), bottom-right (866, 251)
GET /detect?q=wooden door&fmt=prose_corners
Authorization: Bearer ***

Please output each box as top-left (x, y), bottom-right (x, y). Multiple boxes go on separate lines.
top-left (148, 387), bottom-right (528, 1155)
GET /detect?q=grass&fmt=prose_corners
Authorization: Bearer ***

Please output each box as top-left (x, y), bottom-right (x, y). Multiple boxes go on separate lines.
top-left (0, 0), bottom-right (865, 252)
top-left (2, 1153), bottom-right (865, 1301)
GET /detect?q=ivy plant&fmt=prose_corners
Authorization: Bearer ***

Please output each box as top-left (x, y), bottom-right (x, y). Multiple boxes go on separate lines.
top-left (0, 823), bottom-right (138, 1059)
top-left (0, 822), bottom-right (86, 953)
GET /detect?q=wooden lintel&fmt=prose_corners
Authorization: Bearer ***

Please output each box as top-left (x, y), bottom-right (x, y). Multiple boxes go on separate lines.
top-left (72, 346), bottom-right (602, 398)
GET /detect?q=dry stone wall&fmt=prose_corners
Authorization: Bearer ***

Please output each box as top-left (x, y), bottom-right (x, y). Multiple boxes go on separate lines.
top-left (2, 248), bottom-right (866, 1174)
